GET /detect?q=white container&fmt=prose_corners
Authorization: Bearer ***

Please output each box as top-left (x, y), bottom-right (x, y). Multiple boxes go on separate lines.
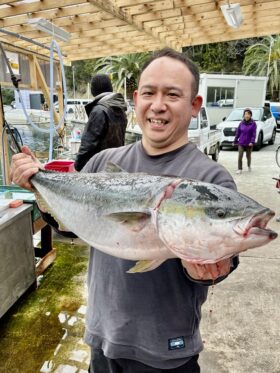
top-left (69, 139), bottom-right (81, 155)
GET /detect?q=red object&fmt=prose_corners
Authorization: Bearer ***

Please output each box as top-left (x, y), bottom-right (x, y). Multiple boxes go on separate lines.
top-left (44, 160), bottom-right (75, 172)
top-left (9, 199), bottom-right (23, 208)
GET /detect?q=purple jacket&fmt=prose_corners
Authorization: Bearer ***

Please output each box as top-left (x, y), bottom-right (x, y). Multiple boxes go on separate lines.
top-left (234, 120), bottom-right (257, 146)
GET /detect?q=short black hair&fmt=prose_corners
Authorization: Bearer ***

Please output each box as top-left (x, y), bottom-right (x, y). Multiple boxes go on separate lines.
top-left (91, 74), bottom-right (113, 96)
top-left (140, 48), bottom-right (200, 98)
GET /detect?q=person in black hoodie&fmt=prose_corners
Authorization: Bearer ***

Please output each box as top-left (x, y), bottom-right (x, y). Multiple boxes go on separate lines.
top-left (74, 74), bottom-right (127, 171)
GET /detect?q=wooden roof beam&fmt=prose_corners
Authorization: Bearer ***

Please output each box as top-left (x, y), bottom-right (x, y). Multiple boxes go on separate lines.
top-left (89, 0), bottom-right (180, 50)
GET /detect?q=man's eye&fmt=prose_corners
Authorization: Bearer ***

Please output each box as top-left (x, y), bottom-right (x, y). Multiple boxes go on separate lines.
top-left (168, 92), bottom-right (179, 98)
top-left (141, 91), bottom-right (153, 96)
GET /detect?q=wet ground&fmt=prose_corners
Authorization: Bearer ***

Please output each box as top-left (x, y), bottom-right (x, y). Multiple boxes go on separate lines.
top-left (0, 240), bottom-right (90, 373)
top-left (0, 133), bottom-right (280, 372)
top-left (200, 133), bottom-right (280, 373)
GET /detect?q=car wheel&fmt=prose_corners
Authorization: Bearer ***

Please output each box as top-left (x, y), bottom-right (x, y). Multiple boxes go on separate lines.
top-left (268, 129), bottom-right (276, 145)
top-left (254, 132), bottom-right (263, 151)
top-left (212, 146), bottom-right (219, 162)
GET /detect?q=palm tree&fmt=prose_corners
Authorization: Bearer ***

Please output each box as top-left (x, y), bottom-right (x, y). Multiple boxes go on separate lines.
top-left (242, 35), bottom-right (280, 100)
top-left (97, 52), bottom-right (150, 100)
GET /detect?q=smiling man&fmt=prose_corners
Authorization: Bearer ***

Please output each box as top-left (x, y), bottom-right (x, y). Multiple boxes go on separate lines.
top-left (11, 48), bottom-right (239, 373)
top-left (134, 53), bottom-right (202, 154)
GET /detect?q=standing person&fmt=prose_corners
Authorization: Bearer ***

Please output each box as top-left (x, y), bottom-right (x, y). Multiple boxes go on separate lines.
top-left (234, 108), bottom-right (256, 174)
top-left (74, 74), bottom-right (127, 171)
top-left (11, 48), bottom-right (239, 373)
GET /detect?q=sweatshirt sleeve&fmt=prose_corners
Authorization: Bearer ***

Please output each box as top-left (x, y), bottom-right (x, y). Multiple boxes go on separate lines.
top-left (74, 108), bottom-right (108, 171)
top-left (234, 123), bottom-right (241, 144)
top-left (250, 121), bottom-right (257, 144)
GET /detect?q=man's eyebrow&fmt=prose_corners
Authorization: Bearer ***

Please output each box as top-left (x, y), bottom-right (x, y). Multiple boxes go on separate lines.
top-left (140, 84), bottom-right (183, 92)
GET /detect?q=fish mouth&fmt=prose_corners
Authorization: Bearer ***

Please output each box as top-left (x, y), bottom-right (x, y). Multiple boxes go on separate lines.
top-left (236, 208), bottom-right (278, 240)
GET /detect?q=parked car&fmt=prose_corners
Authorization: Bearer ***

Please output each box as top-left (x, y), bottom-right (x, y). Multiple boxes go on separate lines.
top-left (269, 102), bottom-right (280, 131)
top-left (217, 99), bottom-right (234, 107)
top-left (217, 107), bottom-right (276, 151)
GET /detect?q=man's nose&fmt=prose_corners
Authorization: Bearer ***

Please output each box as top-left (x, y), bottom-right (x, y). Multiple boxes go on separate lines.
top-left (150, 95), bottom-right (166, 112)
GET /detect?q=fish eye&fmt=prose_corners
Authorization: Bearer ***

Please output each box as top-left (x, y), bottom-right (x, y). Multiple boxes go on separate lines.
top-left (216, 208), bottom-right (226, 218)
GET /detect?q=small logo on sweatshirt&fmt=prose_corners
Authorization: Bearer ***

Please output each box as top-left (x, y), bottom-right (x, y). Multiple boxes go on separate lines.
top-left (168, 336), bottom-right (185, 350)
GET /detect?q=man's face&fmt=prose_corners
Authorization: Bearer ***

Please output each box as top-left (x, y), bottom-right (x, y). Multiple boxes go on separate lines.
top-left (133, 56), bottom-right (202, 154)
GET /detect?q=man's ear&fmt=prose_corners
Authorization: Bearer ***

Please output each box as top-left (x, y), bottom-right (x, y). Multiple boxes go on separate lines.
top-left (191, 95), bottom-right (203, 117)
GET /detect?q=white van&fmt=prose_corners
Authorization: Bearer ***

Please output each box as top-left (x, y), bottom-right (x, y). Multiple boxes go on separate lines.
top-left (54, 99), bottom-right (91, 113)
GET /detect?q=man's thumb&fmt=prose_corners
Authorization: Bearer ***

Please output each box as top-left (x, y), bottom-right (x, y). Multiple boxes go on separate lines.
top-left (21, 145), bottom-right (34, 158)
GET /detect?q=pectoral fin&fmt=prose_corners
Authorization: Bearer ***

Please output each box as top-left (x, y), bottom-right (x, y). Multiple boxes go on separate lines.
top-left (127, 259), bottom-right (166, 273)
top-left (106, 212), bottom-right (151, 232)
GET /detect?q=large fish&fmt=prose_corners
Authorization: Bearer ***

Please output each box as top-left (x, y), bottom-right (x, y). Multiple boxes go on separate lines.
top-left (31, 163), bottom-right (277, 272)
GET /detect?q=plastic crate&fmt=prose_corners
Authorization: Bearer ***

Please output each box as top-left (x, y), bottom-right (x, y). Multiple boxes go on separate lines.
top-left (45, 160), bottom-right (75, 172)
top-left (0, 186), bottom-right (41, 221)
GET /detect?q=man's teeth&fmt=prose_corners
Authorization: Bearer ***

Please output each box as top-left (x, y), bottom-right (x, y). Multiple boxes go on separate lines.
top-left (150, 119), bottom-right (166, 124)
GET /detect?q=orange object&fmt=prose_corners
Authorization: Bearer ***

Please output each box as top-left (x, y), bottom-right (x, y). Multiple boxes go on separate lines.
top-left (9, 199), bottom-right (23, 208)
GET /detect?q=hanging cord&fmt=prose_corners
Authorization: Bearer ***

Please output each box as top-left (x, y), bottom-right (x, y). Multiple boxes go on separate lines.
top-left (0, 40), bottom-right (68, 160)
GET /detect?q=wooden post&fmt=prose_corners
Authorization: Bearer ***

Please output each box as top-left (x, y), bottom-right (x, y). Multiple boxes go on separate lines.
top-left (0, 85), bottom-right (11, 185)
top-left (34, 56), bottom-right (64, 136)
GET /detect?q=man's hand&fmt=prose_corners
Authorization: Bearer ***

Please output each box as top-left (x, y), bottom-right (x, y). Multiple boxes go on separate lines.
top-left (182, 258), bottom-right (232, 281)
top-left (10, 145), bottom-right (43, 191)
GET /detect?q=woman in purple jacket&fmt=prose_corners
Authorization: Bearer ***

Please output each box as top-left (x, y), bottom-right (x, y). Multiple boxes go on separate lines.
top-left (234, 108), bottom-right (257, 174)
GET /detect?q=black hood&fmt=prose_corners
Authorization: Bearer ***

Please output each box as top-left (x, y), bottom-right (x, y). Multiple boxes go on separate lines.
top-left (85, 92), bottom-right (127, 117)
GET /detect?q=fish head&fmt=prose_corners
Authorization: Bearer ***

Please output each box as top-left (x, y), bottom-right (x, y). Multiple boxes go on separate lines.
top-left (156, 180), bottom-right (278, 263)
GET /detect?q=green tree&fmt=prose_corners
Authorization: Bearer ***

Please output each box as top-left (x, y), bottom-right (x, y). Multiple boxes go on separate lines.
top-left (98, 52), bottom-right (150, 99)
top-left (65, 58), bottom-right (104, 97)
top-left (243, 35), bottom-right (280, 100)
top-left (184, 38), bottom-right (259, 73)
top-left (1, 88), bottom-right (14, 105)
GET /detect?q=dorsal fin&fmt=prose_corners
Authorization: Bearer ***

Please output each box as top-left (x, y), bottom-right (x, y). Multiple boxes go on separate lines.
top-left (104, 162), bottom-right (127, 173)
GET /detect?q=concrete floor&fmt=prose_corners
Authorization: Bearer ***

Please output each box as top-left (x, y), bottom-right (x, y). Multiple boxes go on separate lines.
top-left (199, 133), bottom-right (280, 373)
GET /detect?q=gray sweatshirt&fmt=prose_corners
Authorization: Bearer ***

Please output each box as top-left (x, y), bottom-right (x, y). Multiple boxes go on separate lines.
top-left (83, 141), bottom-right (237, 369)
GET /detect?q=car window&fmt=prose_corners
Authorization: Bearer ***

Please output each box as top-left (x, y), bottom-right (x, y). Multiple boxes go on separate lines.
top-left (189, 117), bottom-right (198, 130)
top-left (227, 109), bottom-right (261, 121)
top-left (227, 109), bottom-right (244, 121)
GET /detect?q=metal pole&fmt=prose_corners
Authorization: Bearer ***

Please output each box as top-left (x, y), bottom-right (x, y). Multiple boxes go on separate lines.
top-left (0, 28), bottom-right (67, 57)
top-left (72, 65), bottom-right (76, 100)
top-left (124, 77), bottom-right (127, 101)
top-left (267, 37), bottom-right (274, 78)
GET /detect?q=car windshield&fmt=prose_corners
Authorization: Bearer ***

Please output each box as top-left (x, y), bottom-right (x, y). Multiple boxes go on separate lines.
top-left (189, 117), bottom-right (198, 130)
top-left (227, 109), bottom-right (261, 121)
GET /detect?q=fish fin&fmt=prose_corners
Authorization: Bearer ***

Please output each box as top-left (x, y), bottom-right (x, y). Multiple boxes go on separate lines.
top-left (127, 259), bottom-right (166, 273)
top-left (104, 162), bottom-right (127, 173)
top-left (34, 191), bottom-right (69, 231)
top-left (106, 212), bottom-right (151, 232)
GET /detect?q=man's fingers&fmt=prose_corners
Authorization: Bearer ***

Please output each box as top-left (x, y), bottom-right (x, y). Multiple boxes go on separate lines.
top-left (21, 145), bottom-right (34, 157)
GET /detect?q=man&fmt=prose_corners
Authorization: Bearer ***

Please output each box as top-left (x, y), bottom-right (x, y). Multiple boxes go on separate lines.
top-left (11, 48), bottom-right (238, 372)
top-left (74, 73), bottom-right (127, 171)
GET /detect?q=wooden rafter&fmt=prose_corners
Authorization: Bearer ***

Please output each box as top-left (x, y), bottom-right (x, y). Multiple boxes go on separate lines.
top-left (0, 0), bottom-right (279, 61)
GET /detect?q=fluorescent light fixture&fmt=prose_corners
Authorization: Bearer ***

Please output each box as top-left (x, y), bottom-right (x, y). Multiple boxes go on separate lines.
top-left (28, 18), bottom-right (71, 42)
top-left (220, 3), bottom-right (243, 29)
